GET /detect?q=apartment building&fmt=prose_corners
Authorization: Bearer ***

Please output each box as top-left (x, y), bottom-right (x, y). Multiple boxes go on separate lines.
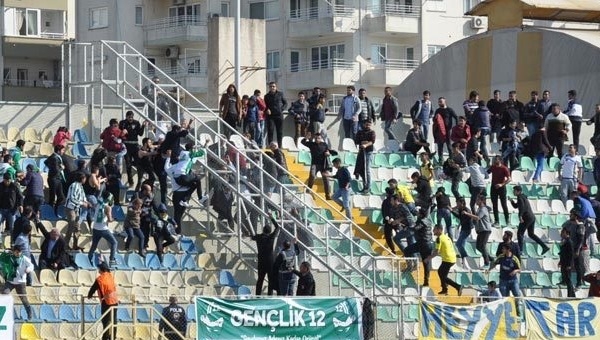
top-left (77, 0), bottom-right (264, 106)
top-left (0, 0), bottom-right (75, 102)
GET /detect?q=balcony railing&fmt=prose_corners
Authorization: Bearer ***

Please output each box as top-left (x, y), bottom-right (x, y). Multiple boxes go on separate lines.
top-left (366, 4), bottom-right (421, 17)
top-left (289, 58), bottom-right (355, 72)
top-left (372, 58), bottom-right (419, 70)
top-left (144, 15), bottom-right (206, 30)
top-left (40, 32), bottom-right (67, 39)
top-left (4, 78), bottom-right (60, 88)
top-left (163, 65), bottom-right (208, 77)
top-left (289, 5), bottom-right (354, 21)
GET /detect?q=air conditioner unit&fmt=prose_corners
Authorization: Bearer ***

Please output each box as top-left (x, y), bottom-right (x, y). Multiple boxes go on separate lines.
top-left (471, 17), bottom-right (486, 29)
top-left (173, 0), bottom-right (185, 5)
top-left (165, 46), bottom-right (180, 59)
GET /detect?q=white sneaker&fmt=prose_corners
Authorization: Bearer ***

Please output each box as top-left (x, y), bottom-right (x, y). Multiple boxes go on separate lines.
top-left (179, 200), bottom-right (191, 207)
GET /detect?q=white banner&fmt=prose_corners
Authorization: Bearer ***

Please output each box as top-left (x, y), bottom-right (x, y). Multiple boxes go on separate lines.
top-left (0, 295), bottom-right (14, 340)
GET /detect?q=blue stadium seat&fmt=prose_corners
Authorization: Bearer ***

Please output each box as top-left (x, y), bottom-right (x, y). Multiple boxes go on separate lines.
top-left (187, 304), bottom-right (196, 322)
top-left (74, 129), bottom-right (93, 145)
top-left (38, 157), bottom-right (49, 173)
top-left (113, 253), bottom-right (131, 271)
top-left (72, 142), bottom-right (90, 159)
top-left (20, 158), bottom-right (37, 172)
top-left (74, 253), bottom-right (95, 270)
top-left (59, 304), bottom-right (80, 323)
top-left (137, 307), bottom-right (151, 323)
top-left (162, 253), bottom-right (180, 270)
top-left (181, 254), bottom-right (199, 271)
top-left (40, 204), bottom-right (58, 221)
top-left (179, 237), bottom-right (200, 254)
top-left (126, 253), bottom-right (149, 270)
top-left (152, 304), bottom-right (163, 322)
top-left (116, 307), bottom-right (133, 322)
top-left (111, 206), bottom-right (126, 221)
top-left (83, 305), bottom-right (96, 322)
top-left (218, 270), bottom-right (240, 288)
top-left (21, 305), bottom-right (41, 322)
top-left (40, 304), bottom-right (61, 323)
top-left (145, 253), bottom-right (164, 270)
top-left (237, 285), bottom-right (252, 296)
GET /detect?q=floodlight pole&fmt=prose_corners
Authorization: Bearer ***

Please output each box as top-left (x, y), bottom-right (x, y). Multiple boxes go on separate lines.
top-left (234, 0), bottom-right (241, 91)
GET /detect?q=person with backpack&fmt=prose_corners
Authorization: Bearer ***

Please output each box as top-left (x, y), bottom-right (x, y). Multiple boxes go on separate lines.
top-left (410, 90), bottom-right (434, 141)
top-left (273, 239), bottom-right (299, 296)
top-left (87, 191), bottom-right (117, 267)
top-left (308, 93), bottom-right (327, 135)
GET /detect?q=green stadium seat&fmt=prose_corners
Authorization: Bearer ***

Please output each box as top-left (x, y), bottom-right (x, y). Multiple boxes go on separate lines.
top-left (370, 181), bottom-right (385, 195)
top-left (536, 272), bottom-right (552, 288)
top-left (373, 154), bottom-right (389, 168)
top-left (540, 214), bottom-right (555, 228)
top-left (471, 271), bottom-right (488, 287)
top-left (403, 154), bottom-right (418, 168)
top-left (407, 304), bottom-right (419, 322)
top-left (520, 272), bottom-right (536, 288)
top-left (547, 186), bottom-right (561, 200)
top-left (584, 158), bottom-right (594, 172)
top-left (371, 210), bottom-right (383, 224)
top-left (519, 157), bottom-right (536, 172)
top-left (388, 153), bottom-right (402, 167)
top-left (551, 272), bottom-right (563, 286)
top-left (455, 272), bottom-right (472, 286)
top-left (458, 182), bottom-right (470, 197)
top-left (298, 150), bottom-right (311, 165)
top-left (547, 157), bottom-right (560, 171)
top-left (377, 306), bottom-right (399, 322)
top-left (524, 243), bottom-right (541, 258)
top-left (464, 242), bottom-right (481, 258)
top-left (344, 152), bottom-right (357, 166)
top-left (555, 214), bottom-right (568, 227)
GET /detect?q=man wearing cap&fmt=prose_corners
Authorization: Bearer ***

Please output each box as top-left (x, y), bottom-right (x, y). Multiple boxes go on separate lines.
top-left (119, 111), bottom-right (146, 187)
top-left (159, 296), bottom-right (187, 340)
top-left (0, 172), bottom-right (23, 237)
top-left (88, 261), bottom-right (118, 340)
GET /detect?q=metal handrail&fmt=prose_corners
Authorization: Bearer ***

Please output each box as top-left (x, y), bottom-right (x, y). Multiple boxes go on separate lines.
top-left (289, 5), bottom-right (355, 21)
top-left (143, 15), bottom-right (206, 30)
top-left (289, 58), bottom-right (356, 72)
top-left (371, 58), bottom-right (420, 70)
top-left (64, 40), bottom-right (405, 300)
top-left (366, 4), bottom-right (421, 17)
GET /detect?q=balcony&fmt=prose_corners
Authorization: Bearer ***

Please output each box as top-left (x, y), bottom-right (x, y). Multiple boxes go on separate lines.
top-left (2, 79), bottom-right (61, 102)
top-left (288, 6), bottom-right (356, 39)
top-left (144, 16), bottom-right (208, 47)
top-left (163, 66), bottom-right (208, 93)
top-left (364, 4), bottom-right (420, 36)
top-left (285, 59), bottom-right (357, 90)
top-left (3, 8), bottom-right (67, 47)
top-left (364, 59), bottom-right (419, 86)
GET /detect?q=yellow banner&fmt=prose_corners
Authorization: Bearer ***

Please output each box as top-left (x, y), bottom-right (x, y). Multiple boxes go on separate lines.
top-left (419, 298), bottom-right (520, 340)
top-left (524, 297), bottom-right (600, 339)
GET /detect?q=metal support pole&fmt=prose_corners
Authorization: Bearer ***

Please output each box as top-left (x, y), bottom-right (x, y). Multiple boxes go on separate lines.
top-left (234, 0), bottom-right (241, 91)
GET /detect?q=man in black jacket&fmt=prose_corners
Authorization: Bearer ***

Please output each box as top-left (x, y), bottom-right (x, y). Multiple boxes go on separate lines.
top-left (559, 227), bottom-right (575, 297)
top-left (251, 214), bottom-right (280, 295)
top-left (358, 88), bottom-right (376, 130)
top-left (38, 224), bottom-right (68, 270)
top-left (45, 145), bottom-right (66, 216)
top-left (159, 120), bottom-right (192, 164)
top-left (354, 120), bottom-right (376, 194)
top-left (510, 186), bottom-right (549, 255)
top-left (401, 208), bottom-right (434, 286)
top-left (411, 171), bottom-right (432, 212)
top-left (302, 132), bottom-right (337, 200)
top-left (159, 296), bottom-right (187, 340)
top-left (264, 82), bottom-right (288, 149)
top-left (0, 172), bottom-right (23, 235)
top-left (495, 230), bottom-right (522, 263)
top-left (293, 261), bottom-right (315, 296)
top-left (119, 111), bottom-right (146, 186)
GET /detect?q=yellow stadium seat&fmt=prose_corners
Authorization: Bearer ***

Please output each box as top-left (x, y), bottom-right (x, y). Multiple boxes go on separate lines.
top-left (58, 269), bottom-right (78, 286)
top-left (23, 128), bottom-right (40, 143)
top-left (40, 269), bottom-right (60, 286)
top-left (20, 323), bottom-right (41, 340)
top-left (40, 128), bottom-right (54, 143)
top-left (38, 142), bottom-right (54, 157)
top-left (8, 127), bottom-right (21, 141)
top-left (59, 323), bottom-right (81, 340)
top-left (39, 323), bottom-right (61, 340)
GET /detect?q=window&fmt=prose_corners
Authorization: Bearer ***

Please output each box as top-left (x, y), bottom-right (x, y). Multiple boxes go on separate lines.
top-left (89, 7), bottom-right (108, 29)
top-left (17, 69), bottom-right (28, 87)
top-left (26, 9), bottom-right (40, 36)
top-left (221, 3), bottom-right (230, 17)
top-left (371, 45), bottom-right (387, 64)
top-left (266, 51), bottom-right (280, 70)
top-left (464, 0), bottom-right (481, 12)
top-left (290, 51), bottom-right (300, 72)
top-left (311, 44), bottom-right (345, 70)
top-left (135, 6), bottom-right (143, 25)
top-left (168, 4), bottom-right (201, 24)
top-left (406, 47), bottom-right (414, 61)
top-left (249, 1), bottom-right (278, 20)
top-left (290, 0), bottom-right (300, 18)
top-left (309, 0), bottom-right (318, 18)
top-left (427, 45), bottom-right (444, 58)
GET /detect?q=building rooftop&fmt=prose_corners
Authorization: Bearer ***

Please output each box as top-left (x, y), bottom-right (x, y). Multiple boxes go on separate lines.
top-left (467, 0), bottom-right (600, 23)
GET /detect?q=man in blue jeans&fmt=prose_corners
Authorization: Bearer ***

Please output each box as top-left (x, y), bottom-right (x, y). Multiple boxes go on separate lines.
top-left (273, 240), bottom-right (299, 296)
top-left (489, 243), bottom-right (522, 316)
top-left (0, 172), bottom-right (22, 237)
top-left (329, 158), bottom-right (352, 219)
top-left (87, 192), bottom-right (118, 267)
top-left (338, 85), bottom-right (361, 140)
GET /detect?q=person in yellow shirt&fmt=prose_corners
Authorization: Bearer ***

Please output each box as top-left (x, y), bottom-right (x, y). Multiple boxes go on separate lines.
top-left (387, 178), bottom-right (416, 213)
top-left (419, 152), bottom-right (435, 188)
top-left (426, 225), bottom-right (463, 296)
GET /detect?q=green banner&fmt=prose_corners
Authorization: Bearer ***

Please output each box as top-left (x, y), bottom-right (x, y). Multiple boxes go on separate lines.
top-left (195, 296), bottom-right (363, 340)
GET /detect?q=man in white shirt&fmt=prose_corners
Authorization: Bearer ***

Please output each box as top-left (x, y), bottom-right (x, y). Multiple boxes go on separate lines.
top-left (559, 144), bottom-right (583, 204)
top-left (2, 245), bottom-right (34, 319)
top-left (564, 90), bottom-right (583, 148)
